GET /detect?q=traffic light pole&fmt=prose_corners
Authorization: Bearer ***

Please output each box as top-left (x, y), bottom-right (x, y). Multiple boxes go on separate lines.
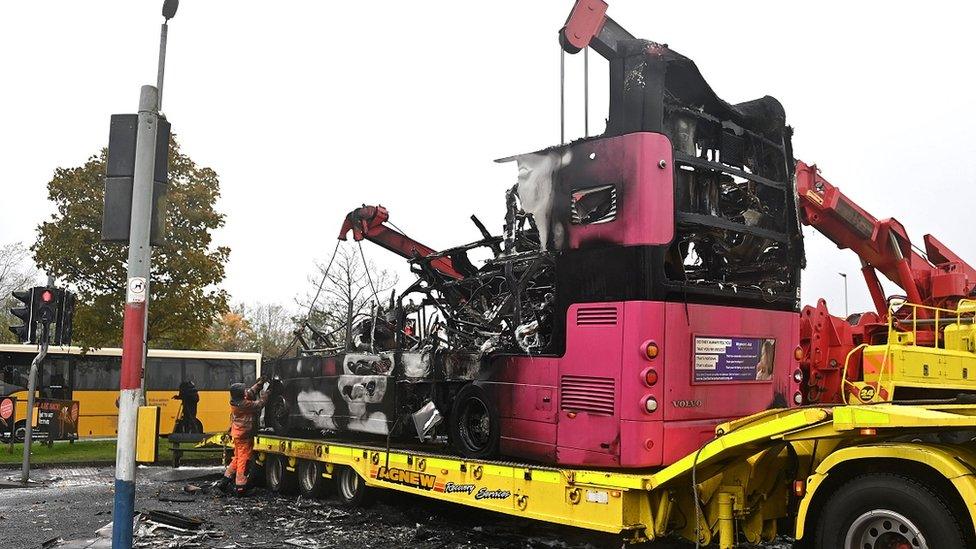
top-left (113, 85), bottom-right (159, 549)
top-left (20, 324), bottom-right (49, 484)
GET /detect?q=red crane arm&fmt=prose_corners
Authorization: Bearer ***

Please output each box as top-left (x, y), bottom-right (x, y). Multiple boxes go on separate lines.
top-left (338, 205), bottom-right (464, 280)
top-left (558, 0), bottom-right (634, 58)
top-left (796, 161), bottom-right (976, 313)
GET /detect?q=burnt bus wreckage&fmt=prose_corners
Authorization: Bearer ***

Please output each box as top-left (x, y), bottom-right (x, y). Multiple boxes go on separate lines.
top-left (265, 30), bottom-right (802, 467)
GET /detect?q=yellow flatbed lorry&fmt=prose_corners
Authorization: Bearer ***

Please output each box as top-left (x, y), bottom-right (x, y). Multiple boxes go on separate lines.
top-left (203, 402), bottom-right (976, 548)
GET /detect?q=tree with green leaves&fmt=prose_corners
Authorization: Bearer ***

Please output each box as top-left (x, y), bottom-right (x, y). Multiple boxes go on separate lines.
top-left (32, 137), bottom-right (230, 349)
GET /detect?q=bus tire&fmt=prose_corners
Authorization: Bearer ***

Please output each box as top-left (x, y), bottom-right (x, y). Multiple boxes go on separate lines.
top-left (335, 466), bottom-right (374, 507)
top-left (13, 420), bottom-right (26, 443)
top-left (814, 472), bottom-right (967, 549)
top-left (449, 383), bottom-right (499, 460)
top-left (297, 459), bottom-right (330, 499)
top-left (265, 395), bottom-right (290, 435)
top-left (264, 455), bottom-right (297, 495)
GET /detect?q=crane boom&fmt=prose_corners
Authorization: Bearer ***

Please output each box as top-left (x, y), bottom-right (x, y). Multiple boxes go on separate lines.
top-left (796, 161), bottom-right (976, 404)
top-left (796, 161), bottom-right (976, 314)
top-left (338, 205), bottom-right (465, 280)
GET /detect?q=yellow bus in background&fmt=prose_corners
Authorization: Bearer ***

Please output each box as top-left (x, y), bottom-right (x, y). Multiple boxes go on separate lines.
top-left (0, 344), bottom-right (261, 438)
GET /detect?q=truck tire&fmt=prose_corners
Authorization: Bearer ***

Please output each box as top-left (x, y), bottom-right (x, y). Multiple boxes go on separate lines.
top-left (449, 383), bottom-right (500, 460)
top-left (335, 466), bottom-right (374, 507)
top-left (297, 459), bottom-right (330, 499)
top-left (814, 472), bottom-right (967, 549)
top-left (264, 455), bottom-right (297, 495)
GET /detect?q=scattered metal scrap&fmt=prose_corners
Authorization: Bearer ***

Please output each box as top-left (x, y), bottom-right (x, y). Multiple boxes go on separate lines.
top-left (309, 203), bottom-right (558, 358)
top-left (143, 509), bottom-right (204, 530)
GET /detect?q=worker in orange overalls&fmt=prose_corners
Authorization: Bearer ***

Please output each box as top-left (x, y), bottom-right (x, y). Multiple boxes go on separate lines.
top-left (213, 377), bottom-right (268, 496)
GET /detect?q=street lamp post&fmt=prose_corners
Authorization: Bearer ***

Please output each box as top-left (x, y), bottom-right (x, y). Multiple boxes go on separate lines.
top-left (157, 0), bottom-right (178, 111)
top-left (112, 3), bottom-right (177, 548)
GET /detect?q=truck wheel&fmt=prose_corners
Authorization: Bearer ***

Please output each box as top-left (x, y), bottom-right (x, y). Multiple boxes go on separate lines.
top-left (297, 460), bottom-right (330, 499)
top-left (264, 455), bottom-right (297, 495)
top-left (335, 466), bottom-right (374, 507)
top-left (449, 384), bottom-right (500, 460)
top-left (815, 472), bottom-right (967, 549)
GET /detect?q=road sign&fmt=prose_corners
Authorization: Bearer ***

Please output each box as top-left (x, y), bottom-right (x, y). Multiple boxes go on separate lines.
top-left (127, 277), bottom-right (147, 303)
top-left (0, 398), bottom-right (13, 420)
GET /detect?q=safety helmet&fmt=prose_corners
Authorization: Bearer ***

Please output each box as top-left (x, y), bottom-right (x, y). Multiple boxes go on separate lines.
top-left (229, 383), bottom-right (246, 403)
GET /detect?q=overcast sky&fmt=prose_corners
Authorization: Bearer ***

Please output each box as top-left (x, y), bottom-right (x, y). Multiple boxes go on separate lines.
top-left (2, 1), bottom-right (975, 319)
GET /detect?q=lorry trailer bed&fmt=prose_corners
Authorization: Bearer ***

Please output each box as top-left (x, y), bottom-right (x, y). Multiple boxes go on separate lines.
top-left (202, 402), bottom-right (976, 547)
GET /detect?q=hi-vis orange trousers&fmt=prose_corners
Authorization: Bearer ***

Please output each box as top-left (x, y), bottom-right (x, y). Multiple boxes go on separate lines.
top-left (224, 436), bottom-right (254, 486)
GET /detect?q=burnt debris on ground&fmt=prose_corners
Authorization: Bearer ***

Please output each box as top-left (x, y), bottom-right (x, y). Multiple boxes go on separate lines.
top-left (35, 465), bottom-right (679, 549)
top-left (0, 465), bottom-right (801, 548)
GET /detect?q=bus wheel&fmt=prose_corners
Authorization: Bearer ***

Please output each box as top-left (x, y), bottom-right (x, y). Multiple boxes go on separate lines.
top-left (815, 472), bottom-right (966, 549)
top-left (449, 384), bottom-right (499, 460)
top-left (335, 466), bottom-right (374, 507)
top-left (13, 420), bottom-right (26, 443)
top-left (264, 455), bottom-right (297, 495)
top-left (265, 395), bottom-right (290, 434)
top-left (297, 460), bottom-right (330, 499)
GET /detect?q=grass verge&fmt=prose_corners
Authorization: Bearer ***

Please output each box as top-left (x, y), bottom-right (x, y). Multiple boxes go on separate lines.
top-left (0, 438), bottom-right (217, 466)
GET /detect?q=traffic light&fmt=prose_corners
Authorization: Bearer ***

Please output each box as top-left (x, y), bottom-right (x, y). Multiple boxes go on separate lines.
top-left (37, 287), bottom-right (58, 325)
top-left (8, 288), bottom-right (35, 343)
top-left (55, 290), bottom-right (76, 347)
top-left (7, 286), bottom-right (77, 346)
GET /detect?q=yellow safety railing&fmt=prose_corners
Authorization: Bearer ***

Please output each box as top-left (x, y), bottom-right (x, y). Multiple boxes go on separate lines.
top-left (840, 300), bottom-right (976, 403)
top-left (841, 343), bottom-right (870, 404)
top-left (889, 299), bottom-right (976, 349)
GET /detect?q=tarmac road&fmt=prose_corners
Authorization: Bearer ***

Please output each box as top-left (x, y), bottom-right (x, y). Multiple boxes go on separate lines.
top-left (0, 465), bottom-right (791, 549)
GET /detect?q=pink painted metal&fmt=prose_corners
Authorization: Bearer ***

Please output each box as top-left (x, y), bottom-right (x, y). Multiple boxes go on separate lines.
top-left (477, 131), bottom-right (801, 469)
top-left (486, 301), bottom-right (800, 468)
top-left (565, 132), bottom-right (675, 250)
top-left (559, 0), bottom-right (609, 53)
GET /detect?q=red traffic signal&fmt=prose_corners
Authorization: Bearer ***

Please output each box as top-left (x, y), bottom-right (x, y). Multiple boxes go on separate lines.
top-left (7, 285), bottom-right (76, 345)
top-left (37, 287), bottom-right (58, 324)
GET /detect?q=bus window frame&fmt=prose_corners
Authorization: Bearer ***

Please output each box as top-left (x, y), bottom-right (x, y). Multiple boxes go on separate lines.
top-left (145, 356), bottom-right (184, 391)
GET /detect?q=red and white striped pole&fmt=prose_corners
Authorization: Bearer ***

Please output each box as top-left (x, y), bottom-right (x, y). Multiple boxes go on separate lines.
top-left (113, 84), bottom-right (158, 549)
